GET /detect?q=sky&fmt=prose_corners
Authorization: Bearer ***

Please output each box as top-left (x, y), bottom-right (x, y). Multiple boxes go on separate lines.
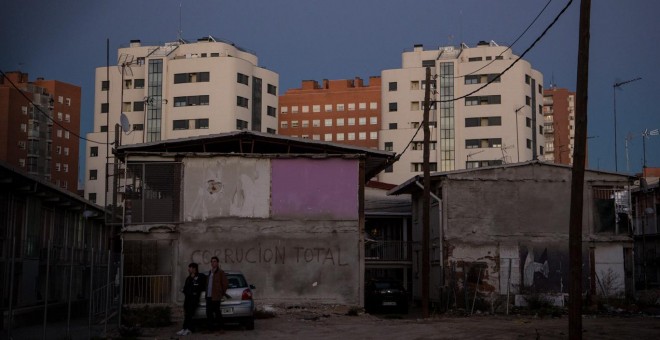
top-left (1, 0), bottom-right (659, 182)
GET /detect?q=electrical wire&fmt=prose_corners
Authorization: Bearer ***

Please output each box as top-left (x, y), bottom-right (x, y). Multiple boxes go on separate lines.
top-left (448, 0), bottom-right (553, 79)
top-left (0, 69), bottom-right (108, 145)
top-left (394, 0), bottom-right (573, 161)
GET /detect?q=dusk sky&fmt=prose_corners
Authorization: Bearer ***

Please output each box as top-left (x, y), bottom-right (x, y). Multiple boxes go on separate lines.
top-left (1, 0), bottom-right (658, 181)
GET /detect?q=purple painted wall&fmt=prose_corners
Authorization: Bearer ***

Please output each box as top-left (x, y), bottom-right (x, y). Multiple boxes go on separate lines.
top-left (271, 158), bottom-right (359, 220)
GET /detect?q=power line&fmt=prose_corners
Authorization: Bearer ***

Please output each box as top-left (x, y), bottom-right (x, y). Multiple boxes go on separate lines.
top-left (448, 0), bottom-right (553, 79)
top-left (394, 0), bottom-right (573, 160)
top-left (0, 69), bottom-right (108, 145)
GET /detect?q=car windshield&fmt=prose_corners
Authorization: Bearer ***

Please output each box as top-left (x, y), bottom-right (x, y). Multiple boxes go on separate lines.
top-left (373, 281), bottom-right (401, 290)
top-left (227, 274), bottom-right (247, 289)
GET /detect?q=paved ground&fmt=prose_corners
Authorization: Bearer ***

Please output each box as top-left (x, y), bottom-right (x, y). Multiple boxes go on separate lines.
top-left (5, 306), bottom-right (660, 339)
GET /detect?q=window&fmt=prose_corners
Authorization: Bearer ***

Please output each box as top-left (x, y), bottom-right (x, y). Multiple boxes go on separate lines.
top-left (465, 116), bottom-right (501, 127)
top-left (359, 102), bottom-right (366, 110)
top-left (312, 119), bottom-right (320, 127)
top-left (388, 82), bottom-right (397, 91)
top-left (64, 131), bottom-right (70, 139)
top-left (526, 96), bottom-right (531, 106)
top-left (370, 117), bottom-right (378, 125)
top-left (348, 133), bottom-right (356, 141)
top-left (175, 72), bottom-right (210, 84)
top-left (133, 101), bottom-right (145, 111)
top-left (384, 142), bottom-right (393, 151)
top-left (237, 73), bottom-right (249, 85)
top-left (465, 74), bottom-right (501, 84)
top-left (64, 147), bottom-right (69, 156)
top-left (236, 119), bottom-right (248, 130)
top-left (90, 147), bottom-right (98, 157)
top-left (63, 164), bottom-right (69, 173)
top-left (57, 112), bottom-right (63, 121)
top-left (389, 102), bottom-right (398, 112)
top-left (538, 84), bottom-right (543, 94)
top-left (267, 128), bottom-right (276, 134)
top-left (370, 131), bottom-right (377, 140)
top-left (267, 84), bottom-right (277, 95)
top-left (55, 163), bottom-right (61, 171)
top-left (89, 169), bottom-right (97, 180)
top-left (348, 118), bottom-right (355, 126)
top-left (291, 106), bottom-right (299, 113)
top-left (123, 102), bottom-right (132, 112)
top-left (389, 123), bottom-right (397, 130)
top-left (495, 56), bottom-right (504, 60)
top-left (312, 134), bottom-right (320, 140)
top-left (100, 125), bottom-right (108, 132)
top-left (174, 95), bottom-right (210, 107)
top-left (348, 103), bottom-right (356, 111)
top-left (302, 106), bottom-right (309, 113)
top-left (370, 102), bottom-right (377, 110)
top-left (280, 106), bottom-right (288, 114)
top-left (101, 103), bottom-right (109, 113)
top-left (464, 95), bottom-right (501, 106)
top-left (358, 132), bottom-right (366, 140)
top-left (411, 81), bottom-right (420, 90)
top-left (18, 141), bottom-right (26, 149)
top-left (313, 105), bottom-right (321, 113)
top-left (101, 81), bottom-right (109, 91)
top-left (236, 96), bottom-right (249, 108)
top-left (336, 118), bottom-right (344, 126)
top-left (124, 79), bottom-right (132, 89)
top-left (173, 119), bottom-right (190, 130)
top-left (65, 114), bottom-right (71, 122)
top-left (468, 57), bottom-right (483, 62)
top-left (56, 146), bottom-right (62, 155)
top-left (336, 133), bottom-right (345, 141)
top-left (358, 117), bottom-right (366, 125)
top-left (134, 79), bottom-right (145, 89)
top-left (302, 120), bottom-right (309, 128)
top-left (466, 138), bottom-right (502, 148)
top-left (325, 104), bottom-right (333, 112)
top-left (267, 106), bottom-right (277, 117)
top-left (21, 123), bottom-right (27, 132)
top-left (133, 124), bottom-right (144, 131)
top-left (65, 98), bottom-right (71, 106)
top-left (336, 104), bottom-right (345, 111)
top-left (539, 125), bottom-right (543, 134)
top-left (280, 121), bottom-right (288, 129)
top-left (291, 120), bottom-right (299, 128)
top-left (525, 74), bottom-right (531, 84)
top-left (526, 117), bottom-right (531, 127)
top-left (411, 162), bottom-right (437, 172)
top-left (422, 60), bottom-right (435, 67)
top-left (324, 133), bottom-right (332, 141)
top-left (19, 159), bottom-right (25, 167)
top-left (195, 118), bottom-right (209, 129)
top-left (411, 102), bottom-right (420, 111)
top-left (88, 193), bottom-right (97, 203)
top-left (324, 119), bottom-right (332, 127)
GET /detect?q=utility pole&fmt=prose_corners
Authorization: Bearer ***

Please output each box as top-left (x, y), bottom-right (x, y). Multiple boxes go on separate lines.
top-left (421, 67), bottom-right (432, 318)
top-left (569, 0), bottom-right (591, 338)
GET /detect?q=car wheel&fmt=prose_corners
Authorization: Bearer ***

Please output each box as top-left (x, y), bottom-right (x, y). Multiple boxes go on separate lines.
top-left (244, 317), bottom-right (255, 330)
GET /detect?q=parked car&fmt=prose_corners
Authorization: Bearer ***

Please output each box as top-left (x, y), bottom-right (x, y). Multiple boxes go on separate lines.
top-left (364, 279), bottom-right (408, 314)
top-left (195, 271), bottom-right (256, 330)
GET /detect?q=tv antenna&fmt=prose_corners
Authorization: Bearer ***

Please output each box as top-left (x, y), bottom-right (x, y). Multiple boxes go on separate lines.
top-left (117, 53), bottom-right (136, 77)
top-left (177, 1), bottom-right (183, 42)
top-left (500, 144), bottom-right (514, 164)
top-left (466, 150), bottom-right (484, 167)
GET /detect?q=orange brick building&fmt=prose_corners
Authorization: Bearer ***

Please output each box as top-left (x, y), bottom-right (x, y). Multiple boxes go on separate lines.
top-left (0, 72), bottom-right (81, 193)
top-left (278, 77), bottom-right (381, 149)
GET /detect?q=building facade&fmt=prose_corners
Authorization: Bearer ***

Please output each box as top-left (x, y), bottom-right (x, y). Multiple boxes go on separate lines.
top-left (278, 77), bottom-right (381, 149)
top-left (379, 41), bottom-right (544, 185)
top-left (85, 37), bottom-right (279, 206)
top-left (542, 86), bottom-right (576, 165)
top-left (0, 72), bottom-right (81, 193)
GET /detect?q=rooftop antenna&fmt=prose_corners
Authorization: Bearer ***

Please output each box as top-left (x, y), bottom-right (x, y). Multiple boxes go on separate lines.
top-left (500, 144), bottom-right (514, 164)
top-left (177, 1), bottom-right (183, 42)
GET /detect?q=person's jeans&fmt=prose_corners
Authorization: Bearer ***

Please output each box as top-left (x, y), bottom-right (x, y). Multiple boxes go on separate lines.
top-left (205, 297), bottom-right (222, 330)
top-left (183, 300), bottom-right (198, 331)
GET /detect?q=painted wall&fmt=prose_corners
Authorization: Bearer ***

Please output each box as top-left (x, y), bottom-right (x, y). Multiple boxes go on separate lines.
top-left (176, 156), bottom-right (362, 305)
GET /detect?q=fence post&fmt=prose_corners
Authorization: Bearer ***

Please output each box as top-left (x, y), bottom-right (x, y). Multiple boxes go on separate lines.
top-left (104, 250), bottom-right (111, 336)
top-left (7, 236), bottom-right (17, 339)
top-left (89, 247), bottom-right (94, 338)
top-left (118, 253), bottom-right (124, 328)
top-left (43, 240), bottom-right (52, 340)
top-left (66, 242), bottom-right (74, 338)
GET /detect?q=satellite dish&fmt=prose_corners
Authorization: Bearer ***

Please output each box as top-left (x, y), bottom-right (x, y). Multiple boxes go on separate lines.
top-left (120, 113), bottom-right (131, 133)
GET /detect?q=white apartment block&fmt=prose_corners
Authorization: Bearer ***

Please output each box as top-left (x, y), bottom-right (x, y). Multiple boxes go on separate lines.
top-left (85, 37), bottom-right (279, 206)
top-left (379, 41), bottom-right (544, 185)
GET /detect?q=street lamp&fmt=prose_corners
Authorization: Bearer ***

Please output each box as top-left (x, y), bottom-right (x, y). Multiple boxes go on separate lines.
top-left (613, 77), bottom-right (642, 171)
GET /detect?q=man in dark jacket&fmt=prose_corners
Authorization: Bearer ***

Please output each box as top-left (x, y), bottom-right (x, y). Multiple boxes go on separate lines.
top-left (205, 256), bottom-right (228, 331)
top-left (177, 262), bottom-right (205, 336)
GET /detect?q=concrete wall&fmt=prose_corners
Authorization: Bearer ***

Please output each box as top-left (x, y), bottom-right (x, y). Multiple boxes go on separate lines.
top-left (174, 156), bottom-right (362, 305)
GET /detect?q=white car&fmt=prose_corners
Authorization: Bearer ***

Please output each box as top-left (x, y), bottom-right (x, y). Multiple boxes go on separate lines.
top-left (195, 271), bottom-right (256, 330)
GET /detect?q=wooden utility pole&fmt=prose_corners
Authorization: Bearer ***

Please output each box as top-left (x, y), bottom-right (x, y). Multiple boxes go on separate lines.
top-left (569, 0), bottom-right (591, 338)
top-left (421, 67), bottom-right (432, 318)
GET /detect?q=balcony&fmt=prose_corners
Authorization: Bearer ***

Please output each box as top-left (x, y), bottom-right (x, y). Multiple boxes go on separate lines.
top-left (365, 241), bottom-right (413, 262)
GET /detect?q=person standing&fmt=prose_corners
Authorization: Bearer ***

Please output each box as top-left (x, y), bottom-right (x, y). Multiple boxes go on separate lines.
top-left (177, 263), bottom-right (205, 336)
top-left (205, 256), bottom-right (228, 332)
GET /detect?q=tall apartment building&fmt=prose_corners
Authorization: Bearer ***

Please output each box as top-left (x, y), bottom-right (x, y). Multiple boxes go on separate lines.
top-left (85, 37), bottom-right (279, 205)
top-left (542, 86), bottom-right (576, 165)
top-left (278, 77), bottom-right (381, 148)
top-left (0, 72), bottom-right (81, 192)
top-left (379, 41), bottom-right (544, 185)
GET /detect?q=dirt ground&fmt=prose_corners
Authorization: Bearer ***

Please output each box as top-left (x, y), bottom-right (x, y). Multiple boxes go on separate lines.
top-left (141, 305), bottom-right (660, 340)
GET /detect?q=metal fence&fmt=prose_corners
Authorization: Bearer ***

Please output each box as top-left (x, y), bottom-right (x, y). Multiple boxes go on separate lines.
top-left (122, 275), bottom-right (172, 304)
top-left (365, 241), bottom-right (411, 261)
